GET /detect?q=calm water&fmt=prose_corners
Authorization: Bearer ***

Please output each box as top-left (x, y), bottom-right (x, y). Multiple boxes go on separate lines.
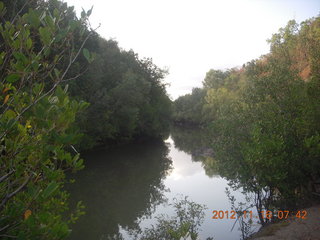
top-left (67, 128), bottom-right (260, 240)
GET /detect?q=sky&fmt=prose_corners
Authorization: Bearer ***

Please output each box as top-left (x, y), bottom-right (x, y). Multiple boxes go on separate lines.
top-left (65, 0), bottom-right (319, 99)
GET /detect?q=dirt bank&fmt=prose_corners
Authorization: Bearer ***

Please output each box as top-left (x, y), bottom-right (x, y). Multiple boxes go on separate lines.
top-left (251, 205), bottom-right (320, 240)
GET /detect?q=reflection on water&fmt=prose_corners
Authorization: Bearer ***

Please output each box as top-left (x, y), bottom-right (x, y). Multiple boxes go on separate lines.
top-left (165, 137), bottom-right (203, 180)
top-left (68, 127), bottom-right (259, 240)
top-left (67, 140), bottom-right (172, 240)
top-left (170, 126), bottom-right (219, 177)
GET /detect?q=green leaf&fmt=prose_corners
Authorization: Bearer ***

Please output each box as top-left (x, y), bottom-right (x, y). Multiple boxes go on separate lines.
top-left (31, 60), bottom-right (40, 71)
top-left (39, 27), bottom-right (51, 45)
top-left (74, 158), bottom-right (84, 170)
top-left (26, 38), bottom-right (32, 49)
top-left (4, 118), bottom-right (16, 129)
top-left (0, 52), bottom-right (5, 65)
top-left (53, 8), bottom-right (59, 19)
top-left (13, 52), bottom-right (28, 65)
top-left (44, 47), bottom-right (50, 57)
top-left (45, 15), bottom-right (55, 29)
top-left (41, 181), bottom-right (59, 199)
top-left (27, 9), bottom-right (40, 28)
top-left (55, 28), bottom-right (68, 42)
top-left (87, 6), bottom-right (93, 17)
top-left (69, 20), bottom-right (79, 31)
top-left (6, 74), bottom-right (20, 83)
top-left (32, 83), bottom-right (44, 95)
top-left (63, 84), bottom-right (69, 93)
top-left (90, 52), bottom-right (96, 63)
top-left (12, 39), bottom-right (20, 50)
top-left (82, 48), bottom-right (90, 62)
top-left (81, 8), bottom-right (86, 19)
top-left (4, 109), bottom-right (16, 119)
top-left (54, 68), bottom-right (60, 79)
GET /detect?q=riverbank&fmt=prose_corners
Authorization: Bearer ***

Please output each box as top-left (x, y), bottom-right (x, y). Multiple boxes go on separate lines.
top-left (250, 204), bottom-right (320, 240)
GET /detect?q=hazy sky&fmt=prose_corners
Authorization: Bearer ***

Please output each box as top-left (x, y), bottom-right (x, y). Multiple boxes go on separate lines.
top-left (65, 0), bottom-right (319, 99)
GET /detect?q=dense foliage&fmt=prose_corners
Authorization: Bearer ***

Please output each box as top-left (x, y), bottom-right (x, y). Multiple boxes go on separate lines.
top-left (69, 37), bottom-right (172, 148)
top-left (0, 0), bottom-right (172, 238)
top-left (3, 0), bottom-right (318, 238)
top-left (173, 17), bottom-right (320, 211)
top-left (137, 197), bottom-right (207, 240)
top-left (0, 1), bottom-right (90, 238)
top-left (2, 0), bottom-right (172, 151)
top-left (172, 88), bottom-right (206, 125)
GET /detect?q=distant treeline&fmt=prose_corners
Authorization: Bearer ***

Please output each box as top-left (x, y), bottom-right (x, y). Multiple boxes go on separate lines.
top-left (173, 17), bottom-right (320, 212)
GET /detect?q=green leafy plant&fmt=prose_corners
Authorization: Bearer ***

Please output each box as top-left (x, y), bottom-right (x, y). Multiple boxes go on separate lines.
top-left (137, 197), bottom-right (207, 240)
top-left (0, 1), bottom-right (92, 238)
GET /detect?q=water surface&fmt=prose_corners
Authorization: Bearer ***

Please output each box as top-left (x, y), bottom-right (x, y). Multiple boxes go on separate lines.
top-left (68, 128), bottom-right (259, 240)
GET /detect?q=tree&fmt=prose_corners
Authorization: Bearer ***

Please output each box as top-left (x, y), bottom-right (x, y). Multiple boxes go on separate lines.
top-left (173, 17), bottom-right (320, 210)
top-left (0, 1), bottom-right (91, 238)
top-left (69, 40), bottom-right (172, 148)
top-left (172, 88), bottom-right (206, 125)
top-left (203, 69), bottom-right (230, 89)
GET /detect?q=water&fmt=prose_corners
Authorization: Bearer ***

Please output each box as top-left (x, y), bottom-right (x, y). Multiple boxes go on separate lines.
top-left (67, 128), bottom-right (260, 240)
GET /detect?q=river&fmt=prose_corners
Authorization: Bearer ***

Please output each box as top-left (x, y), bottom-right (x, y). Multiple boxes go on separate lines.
top-left (67, 127), bottom-right (260, 240)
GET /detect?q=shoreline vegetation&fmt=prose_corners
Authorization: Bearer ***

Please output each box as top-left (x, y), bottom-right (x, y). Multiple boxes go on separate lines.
top-left (0, 0), bottom-right (171, 238)
top-left (1, 0), bottom-right (319, 239)
top-left (171, 14), bottom-right (320, 239)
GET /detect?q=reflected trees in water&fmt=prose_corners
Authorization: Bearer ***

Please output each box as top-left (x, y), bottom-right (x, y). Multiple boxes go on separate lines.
top-left (171, 126), bottom-right (280, 235)
top-left (67, 140), bottom-right (172, 239)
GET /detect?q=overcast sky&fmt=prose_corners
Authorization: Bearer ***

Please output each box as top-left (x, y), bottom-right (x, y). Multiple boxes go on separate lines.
top-left (65, 0), bottom-right (319, 99)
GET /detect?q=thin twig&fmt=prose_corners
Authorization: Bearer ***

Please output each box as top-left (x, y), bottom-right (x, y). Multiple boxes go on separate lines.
top-left (0, 170), bottom-right (15, 184)
top-left (0, 224), bottom-right (10, 233)
top-left (61, 68), bottom-right (88, 82)
top-left (10, 0), bottom-right (32, 24)
top-left (0, 234), bottom-right (17, 239)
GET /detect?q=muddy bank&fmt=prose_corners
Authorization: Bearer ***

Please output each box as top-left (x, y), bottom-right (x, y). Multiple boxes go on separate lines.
top-left (250, 205), bottom-right (320, 240)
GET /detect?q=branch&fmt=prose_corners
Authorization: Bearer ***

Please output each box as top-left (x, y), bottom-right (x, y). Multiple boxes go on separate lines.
top-left (60, 25), bottom-right (99, 81)
top-left (61, 68), bottom-right (88, 82)
top-left (0, 170), bottom-right (15, 184)
top-left (0, 234), bottom-right (17, 239)
top-left (0, 224), bottom-right (10, 233)
top-left (0, 175), bottom-right (32, 210)
top-left (10, 0), bottom-right (32, 24)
